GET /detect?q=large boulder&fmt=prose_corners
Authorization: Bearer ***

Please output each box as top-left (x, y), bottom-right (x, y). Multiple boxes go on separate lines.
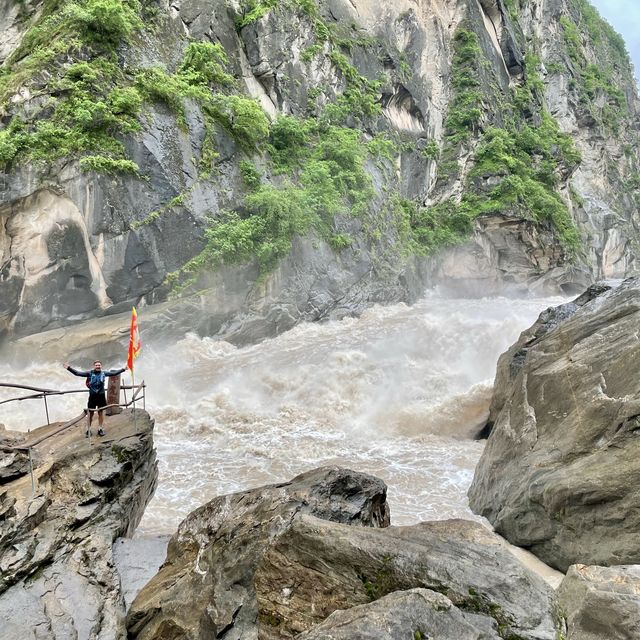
top-left (469, 278), bottom-right (640, 570)
top-left (127, 467), bottom-right (390, 639)
top-left (128, 468), bottom-right (561, 640)
top-left (255, 515), bottom-right (559, 640)
top-left (0, 409), bottom-right (158, 639)
top-left (297, 588), bottom-right (502, 640)
top-left (557, 564), bottom-right (640, 640)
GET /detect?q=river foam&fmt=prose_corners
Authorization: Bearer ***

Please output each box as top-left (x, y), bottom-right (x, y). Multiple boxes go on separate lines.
top-left (0, 293), bottom-right (563, 534)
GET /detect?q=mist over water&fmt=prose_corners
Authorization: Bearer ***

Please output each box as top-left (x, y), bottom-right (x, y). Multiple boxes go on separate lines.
top-left (0, 293), bottom-right (564, 535)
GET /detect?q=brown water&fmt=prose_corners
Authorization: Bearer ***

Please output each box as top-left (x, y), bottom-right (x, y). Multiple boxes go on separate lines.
top-left (0, 293), bottom-right (562, 535)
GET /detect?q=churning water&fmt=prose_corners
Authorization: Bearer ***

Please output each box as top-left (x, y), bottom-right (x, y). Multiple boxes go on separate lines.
top-left (0, 293), bottom-right (563, 535)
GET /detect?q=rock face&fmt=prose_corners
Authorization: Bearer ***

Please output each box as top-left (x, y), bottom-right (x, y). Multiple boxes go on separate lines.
top-left (0, 409), bottom-right (158, 639)
top-left (129, 467), bottom-right (562, 640)
top-left (0, 0), bottom-right (638, 343)
top-left (297, 588), bottom-right (502, 640)
top-left (127, 467), bottom-right (390, 639)
top-left (557, 564), bottom-right (640, 640)
top-left (469, 278), bottom-right (640, 571)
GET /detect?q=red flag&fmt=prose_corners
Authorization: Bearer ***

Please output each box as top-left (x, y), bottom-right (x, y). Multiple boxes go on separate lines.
top-left (127, 307), bottom-right (141, 371)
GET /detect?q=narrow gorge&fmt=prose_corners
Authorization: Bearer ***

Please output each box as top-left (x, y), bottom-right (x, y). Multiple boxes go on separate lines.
top-left (1, 0), bottom-right (639, 638)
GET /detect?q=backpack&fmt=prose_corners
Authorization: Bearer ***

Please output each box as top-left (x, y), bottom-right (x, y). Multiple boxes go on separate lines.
top-left (86, 370), bottom-right (105, 392)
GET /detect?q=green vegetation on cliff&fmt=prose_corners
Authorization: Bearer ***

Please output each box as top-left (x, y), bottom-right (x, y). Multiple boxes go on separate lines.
top-left (558, 0), bottom-right (631, 132)
top-left (433, 25), bottom-right (582, 254)
top-left (0, 0), bottom-right (145, 168)
top-left (0, 0), bottom-right (636, 291)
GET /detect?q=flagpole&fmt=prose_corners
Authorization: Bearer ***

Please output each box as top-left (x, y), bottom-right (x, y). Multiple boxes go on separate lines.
top-left (128, 306), bottom-right (141, 432)
top-left (132, 365), bottom-right (137, 431)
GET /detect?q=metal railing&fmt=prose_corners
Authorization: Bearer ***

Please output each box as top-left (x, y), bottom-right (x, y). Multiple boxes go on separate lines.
top-left (0, 381), bottom-right (146, 425)
top-left (0, 379), bottom-right (147, 495)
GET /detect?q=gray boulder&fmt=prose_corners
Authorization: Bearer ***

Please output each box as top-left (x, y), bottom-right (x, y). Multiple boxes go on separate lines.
top-left (557, 564), bottom-right (640, 640)
top-left (255, 515), bottom-right (559, 640)
top-left (127, 466), bottom-right (390, 640)
top-left (296, 588), bottom-right (502, 640)
top-left (0, 409), bottom-right (158, 639)
top-left (128, 468), bottom-right (561, 640)
top-left (469, 278), bottom-right (640, 570)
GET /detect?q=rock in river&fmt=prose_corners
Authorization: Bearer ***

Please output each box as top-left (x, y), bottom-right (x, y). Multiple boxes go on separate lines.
top-left (469, 279), bottom-right (640, 571)
top-left (129, 467), bottom-right (561, 640)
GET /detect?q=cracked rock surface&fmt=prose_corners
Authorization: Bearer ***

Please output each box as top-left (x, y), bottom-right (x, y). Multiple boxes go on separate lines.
top-left (128, 467), bottom-right (561, 640)
top-left (469, 277), bottom-right (640, 571)
top-left (557, 564), bottom-right (640, 640)
top-left (0, 409), bottom-right (158, 639)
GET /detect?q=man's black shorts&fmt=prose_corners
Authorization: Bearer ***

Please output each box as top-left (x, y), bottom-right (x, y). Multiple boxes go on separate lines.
top-left (88, 392), bottom-right (107, 410)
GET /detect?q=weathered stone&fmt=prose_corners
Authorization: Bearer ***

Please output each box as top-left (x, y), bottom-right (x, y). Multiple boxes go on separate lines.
top-left (0, 449), bottom-right (29, 484)
top-left (297, 588), bottom-right (502, 640)
top-left (0, 409), bottom-right (158, 638)
top-left (483, 282), bottom-right (612, 434)
top-left (129, 467), bottom-right (560, 640)
top-left (127, 466), bottom-right (390, 640)
top-left (557, 564), bottom-right (640, 640)
top-left (254, 515), bottom-right (559, 640)
top-left (469, 278), bottom-right (640, 571)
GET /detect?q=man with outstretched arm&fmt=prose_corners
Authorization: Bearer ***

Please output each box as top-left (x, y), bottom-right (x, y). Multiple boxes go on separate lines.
top-left (63, 360), bottom-right (126, 437)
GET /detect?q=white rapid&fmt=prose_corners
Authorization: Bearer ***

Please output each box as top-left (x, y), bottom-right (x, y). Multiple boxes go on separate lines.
top-left (0, 293), bottom-right (564, 535)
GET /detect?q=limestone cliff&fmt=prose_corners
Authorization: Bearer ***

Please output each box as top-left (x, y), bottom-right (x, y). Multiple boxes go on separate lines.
top-left (0, 0), bottom-right (638, 343)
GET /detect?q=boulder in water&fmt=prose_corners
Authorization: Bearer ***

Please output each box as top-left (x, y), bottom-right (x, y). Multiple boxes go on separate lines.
top-left (469, 278), bottom-right (640, 570)
top-left (127, 466), bottom-right (390, 639)
top-left (128, 468), bottom-right (561, 640)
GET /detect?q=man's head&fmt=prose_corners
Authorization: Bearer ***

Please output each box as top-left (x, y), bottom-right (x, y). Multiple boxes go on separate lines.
top-left (94, 360), bottom-right (102, 372)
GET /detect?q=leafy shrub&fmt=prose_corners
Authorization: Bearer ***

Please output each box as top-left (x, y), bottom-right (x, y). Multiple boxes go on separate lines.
top-left (179, 41), bottom-right (234, 86)
top-left (239, 160), bottom-right (262, 190)
top-left (108, 86), bottom-right (143, 118)
top-left (329, 232), bottom-right (353, 249)
top-left (207, 95), bottom-right (270, 149)
top-left (79, 154), bottom-right (140, 174)
top-left (445, 28), bottom-right (484, 142)
top-left (65, 0), bottom-right (142, 46)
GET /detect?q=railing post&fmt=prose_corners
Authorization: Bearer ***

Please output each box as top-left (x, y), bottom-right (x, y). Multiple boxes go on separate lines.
top-left (43, 394), bottom-right (50, 425)
top-left (107, 374), bottom-right (122, 416)
top-left (86, 409), bottom-right (92, 446)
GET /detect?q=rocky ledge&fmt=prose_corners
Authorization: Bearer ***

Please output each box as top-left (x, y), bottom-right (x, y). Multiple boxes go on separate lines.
top-left (558, 564), bottom-right (640, 640)
top-left (469, 278), bottom-right (640, 571)
top-left (0, 409), bottom-right (157, 639)
top-left (128, 466), bottom-right (562, 640)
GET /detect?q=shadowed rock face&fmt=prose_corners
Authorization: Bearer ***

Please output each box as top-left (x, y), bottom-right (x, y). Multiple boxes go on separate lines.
top-left (128, 468), bottom-right (561, 640)
top-left (557, 564), bottom-right (640, 640)
top-left (1, 0), bottom-right (638, 344)
top-left (469, 278), bottom-right (640, 571)
top-left (0, 409), bottom-right (157, 639)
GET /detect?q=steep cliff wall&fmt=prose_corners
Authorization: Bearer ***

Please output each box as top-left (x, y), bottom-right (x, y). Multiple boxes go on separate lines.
top-left (0, 0), bottom-right (638, 343)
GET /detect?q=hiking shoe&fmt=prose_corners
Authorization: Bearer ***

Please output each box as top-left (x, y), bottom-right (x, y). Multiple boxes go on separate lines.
top-left (98, 428), bottom-right (105, 437)
top-left (85, 429), bottom-right (92, 438)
